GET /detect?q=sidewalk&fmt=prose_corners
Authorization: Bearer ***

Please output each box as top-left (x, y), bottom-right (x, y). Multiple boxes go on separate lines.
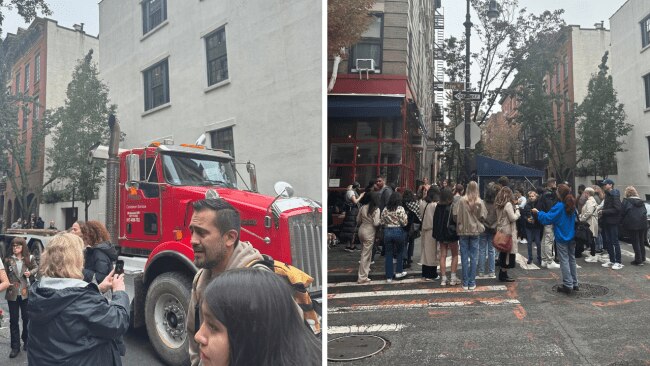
top-left (328, 237), bottom-right (424, 283)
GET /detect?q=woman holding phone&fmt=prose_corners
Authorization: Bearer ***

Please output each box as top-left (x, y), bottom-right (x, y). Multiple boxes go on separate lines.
top-left (82, 221), bottom-right (118, 284)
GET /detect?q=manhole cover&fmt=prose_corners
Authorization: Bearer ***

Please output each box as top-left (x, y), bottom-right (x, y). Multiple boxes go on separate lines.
top-left (327, 334), bottom-right (388, 362)
top-left (552, 283), bottom-right (609, 298)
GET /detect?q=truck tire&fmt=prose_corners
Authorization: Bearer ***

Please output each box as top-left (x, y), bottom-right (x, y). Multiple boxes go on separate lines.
top-left (145, 272), bottom-right (192, 366)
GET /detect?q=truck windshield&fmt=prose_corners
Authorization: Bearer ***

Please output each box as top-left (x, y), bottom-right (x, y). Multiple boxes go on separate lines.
top-left (162, 153), bottom-right (237, 188)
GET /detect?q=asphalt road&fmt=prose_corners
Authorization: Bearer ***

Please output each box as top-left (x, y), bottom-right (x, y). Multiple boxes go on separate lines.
top-left (0, 270), bottom-right (166, 365)
top-left (328, 240), bottom-right (650, 365)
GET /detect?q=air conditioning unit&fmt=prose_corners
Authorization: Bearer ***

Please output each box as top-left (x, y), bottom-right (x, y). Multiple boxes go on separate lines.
top-left (356, 59), bottom-right (375, 71)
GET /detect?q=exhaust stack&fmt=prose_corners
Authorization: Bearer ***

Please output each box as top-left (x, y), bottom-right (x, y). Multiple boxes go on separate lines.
top-left (106, 115), bottom-right (121, 247)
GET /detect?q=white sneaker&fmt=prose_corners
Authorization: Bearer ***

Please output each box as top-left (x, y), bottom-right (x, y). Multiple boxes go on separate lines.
top-left (487, 272), bottom-right (496, 278)
top-left (477, 272), bottom-right (485, 279)
top-left (386, 278), bottom-right (393, 283)
top-left (547, 262), bottom-right (561, 269)
top-left (584, 255), bottom-right (598, 263)
top-left (449, 277), bottom-right (461, 286)
top-left (440, 276), bottom-right (448, 286)
top-left (540, 261), bottom-right (548, 268)
top-left (598, 255), bottom-right (610, 263)
top-left (395, 271), bottom-right (407, 279)
top-left (469, 284), bottom-right (476, 290)
top-left (520, 239), bottom-right (528, 244)
top-left (601, 262), bottom-right (613, 268)
top-left (611, 263), bottom-right (624, 270)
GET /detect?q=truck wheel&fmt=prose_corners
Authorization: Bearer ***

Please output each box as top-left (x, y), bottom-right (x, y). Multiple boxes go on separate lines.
top-left (145, 272), bottom-right (192, 366)
top-left (646, 227), bottom-right (650, 247)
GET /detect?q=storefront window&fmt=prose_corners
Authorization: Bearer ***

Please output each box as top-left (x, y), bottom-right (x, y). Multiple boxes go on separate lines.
top-left (357, 121), bottom-right (379, 139)
top-left (330, 143), bottom-right (355, 164)
top-left (382, 118), bottom-right (402, 139)
top-left (329, 120), bottom-right (355, 139)
top-left (328, 166), bottom-right (353, 188)
top-left (356, 166), bottom-right (377, 187)
top-left (356, 142), bottom-right (378, 164)
top-left (379, 166), bottom-right (401, 187)
top-left (380, 143), bottom-right (402, 164)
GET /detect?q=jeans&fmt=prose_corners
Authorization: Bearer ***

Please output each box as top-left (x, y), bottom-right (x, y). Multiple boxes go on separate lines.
top-left (403, 236), bottom-right (415, 262)
top-left (595, 232), bottom-right (603, 251)
top-left (541, 225), bottom-right (555, 263)
top-left (9, 296), bottom-right (28, 350)
top-left (556, 241), bottom-right (578, 288)
top-left (525, 227), bottom-right (543, 263)
top-left (384, 227), bottom-right (405, 279)
top-left (459, 235), bottom-right (480, 287)
top-left (602, 224), bottom-right (621, 263)
top-left (478, 232), bottom-right (495, 274)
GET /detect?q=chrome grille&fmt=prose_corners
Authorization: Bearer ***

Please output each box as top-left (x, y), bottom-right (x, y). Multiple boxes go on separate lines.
top-left (288, 212), bottom-right (322, 291)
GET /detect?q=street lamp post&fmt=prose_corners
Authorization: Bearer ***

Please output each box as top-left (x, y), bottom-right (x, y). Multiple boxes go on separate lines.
top-left (463, 0), bottom-right (499, 183)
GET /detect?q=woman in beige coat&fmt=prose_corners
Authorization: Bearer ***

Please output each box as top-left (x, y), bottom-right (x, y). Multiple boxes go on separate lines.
top-left (495, 186), bottom-right (520, 282)
top-left (419, 186), bottom-right (440, 280)
top-left (580, 187), bottom-right (599, 263)
top-left (357, 192), bottom-right (381, 284)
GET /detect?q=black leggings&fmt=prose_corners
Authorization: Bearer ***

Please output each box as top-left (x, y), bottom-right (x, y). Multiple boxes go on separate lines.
top-left (498, 252), bottom-right (516, 269)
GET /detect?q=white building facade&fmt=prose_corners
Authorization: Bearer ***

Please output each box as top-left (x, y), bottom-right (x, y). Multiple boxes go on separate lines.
top-left (97, 0), bottom-right (322, 202)
top-left (605, 0), bottom-right (650, 198)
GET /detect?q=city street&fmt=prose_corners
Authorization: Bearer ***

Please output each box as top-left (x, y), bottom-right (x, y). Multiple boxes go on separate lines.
top-left (0, 266), bottom-right (165, 365)
top-left (328, 240), bottom-right (650, 365)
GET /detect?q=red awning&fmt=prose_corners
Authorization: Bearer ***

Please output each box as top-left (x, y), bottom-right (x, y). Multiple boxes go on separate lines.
top-left (329, 74), bottom-right (413, 100)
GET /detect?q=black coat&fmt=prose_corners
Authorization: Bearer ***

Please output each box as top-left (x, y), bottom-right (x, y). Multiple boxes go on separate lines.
top-left (83, 242), bottom-right (118, 283)
top-left (523, 200), bottom-right (543, 229)
top-left (28, 277), bottom-right (130, 366)
top-left (432, 203), bottom-right (459, 242)
top-left (622, 197), bottom-right (648, 231)
top-left (536, 189), bottom-right (558, 213)
top-left (601, 189), bottom-right (622, 226)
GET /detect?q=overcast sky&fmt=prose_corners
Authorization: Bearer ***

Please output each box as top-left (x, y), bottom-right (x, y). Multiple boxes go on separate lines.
top-left (2, 0), bottom-right (99, 37)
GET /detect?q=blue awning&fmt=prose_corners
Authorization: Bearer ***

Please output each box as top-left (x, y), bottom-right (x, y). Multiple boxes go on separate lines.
top-left (476, 155), bottom-right (544, 178)
top-left (328, 96), bottom-right (402, 118)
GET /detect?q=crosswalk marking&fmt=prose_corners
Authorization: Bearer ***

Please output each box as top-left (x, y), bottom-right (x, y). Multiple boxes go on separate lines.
top-left (328, 298), bottom-right (521, 313)
top-left (328, 323), bottom-right (407, 334)
top-left (328, 285), bottom-right (508, 299)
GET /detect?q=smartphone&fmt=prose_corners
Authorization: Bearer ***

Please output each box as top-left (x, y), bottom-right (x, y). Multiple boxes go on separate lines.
top-left (115, 260), bottom-right (125, 275)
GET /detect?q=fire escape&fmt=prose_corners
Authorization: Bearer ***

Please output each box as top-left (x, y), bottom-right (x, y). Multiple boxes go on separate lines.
top-left (431, 4), bottom-right (445, 179)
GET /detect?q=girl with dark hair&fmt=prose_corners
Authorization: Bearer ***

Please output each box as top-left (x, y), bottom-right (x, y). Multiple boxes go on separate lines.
top-left (402, 190), bottom-right (422, 268)
top-left (478, 184), bottom-right (498, 278)
top-left (533, 184), bottom-right (578, 294)
top-left (5, 237), bottom-right (38, 358)
top-left (82, 221), bottom-right (118, 284)
top-left (419, 186), bottom-right (440, 280)
top-left (495, 186), bottom-right (520, 282)
top-left (357, 192), bottom-right (381, 284)
top-left (432, 189), bottom-right (460, 286)
top-left (195, 269), bottom-right (321, 366)
top-left (380, 192), bottom-right (408, 282)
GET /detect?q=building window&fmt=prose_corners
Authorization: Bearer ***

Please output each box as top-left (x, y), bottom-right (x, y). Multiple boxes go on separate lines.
top-left (210, 127), bottom-right (235, 157)
top-left (34, 54), bottom-right (40, 82)
top-left (644, 73), bottom-right (650, 109)
top-left (642, 15), bottom-right (650, 48)
top-left (142, 0), bottom-right (167, 34)
top-left (22, 111), bottom-right (28, 132)
top-left (143, 59), bottom-right (170, 111)
top-left (206, 27), bottom-right (228, 86)
top-left (350, 14), bottom-right (383, 72)
top-left (24, 64), bottom-right (30, 92)
top-left (15, 73), bottom-right (20, 94)
top-left (563, 55), bottom-right (568, 79)
top-left (33, 96), bottom-right (40, 120)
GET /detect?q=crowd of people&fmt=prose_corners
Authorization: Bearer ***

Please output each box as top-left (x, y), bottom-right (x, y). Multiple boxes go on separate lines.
top-left (0, 199), bottom-right (322, 365)
top-left (341, 175), bottom-right (648, 294)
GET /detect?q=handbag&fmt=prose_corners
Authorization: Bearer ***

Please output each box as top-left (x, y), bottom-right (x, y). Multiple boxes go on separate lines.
top-left (493, 230), bottom-right (513, 252)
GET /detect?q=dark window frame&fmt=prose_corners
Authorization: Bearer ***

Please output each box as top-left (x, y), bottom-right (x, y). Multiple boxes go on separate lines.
top-left (24, 63), bottom-right (30, 92)
top-left (34, 54), bottom-right (40, 83)
top-left (143, 59), bottom-right (170, 111)
top-left (349, 13), bottom-right (384, 73)
top-left (15, 72), bottom-right (20, 95)
top-left (210, 126), bottom-right (235, 158)
top-left (205, 27), bottom-right (228, 86)
top-left (644, 73), bottom-right (650, 109)
top-left (641, 14), bottom-right (650, 48)
top-left (142, 0), bottom-right (167, 35)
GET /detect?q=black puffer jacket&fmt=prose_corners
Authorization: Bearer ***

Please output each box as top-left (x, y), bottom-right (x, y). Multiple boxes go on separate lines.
top-left (536, 189), bottom-right (558, 213)
top-left (622, 197), bottom-right (648, 230)
top-left (28, 277), bottom-right (130, 366)
top-left (523, 200), bottom-right (543, 229)
top-left (432, 203), bottom-right (459, 242)
top-left (601, 189), bottom-right (622, 226)
top-left (83, 241), bottom-right (118, 283)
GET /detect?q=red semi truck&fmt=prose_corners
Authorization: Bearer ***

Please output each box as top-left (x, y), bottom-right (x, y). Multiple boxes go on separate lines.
top-left (95, 117), bottom-right (322, 365)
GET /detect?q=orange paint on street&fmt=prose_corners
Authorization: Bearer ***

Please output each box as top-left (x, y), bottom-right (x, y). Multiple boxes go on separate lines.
top-left (513, 305), bottom-right (527, 320)
top-left (645, 275), bottom-right (650, 280)
top-left (428, 310), bottom-right (451, 317)
top-left (592, 299), bottom-right (641, 307)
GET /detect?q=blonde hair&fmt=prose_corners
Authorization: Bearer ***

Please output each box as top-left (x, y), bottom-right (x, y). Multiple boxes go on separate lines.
top-left (624, 186), bottom-right (639, 198)
top-left (39, 233), bottom-right (85, 280)
top-left (463, 181), bottom-right (482, 215)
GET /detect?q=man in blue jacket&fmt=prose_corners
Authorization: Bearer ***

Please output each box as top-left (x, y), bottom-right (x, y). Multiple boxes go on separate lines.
top-left (600, 179), bottom-right (623, 269)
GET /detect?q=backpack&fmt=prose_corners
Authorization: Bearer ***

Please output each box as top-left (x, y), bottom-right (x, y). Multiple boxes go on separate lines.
top-left (247, 255), bottom-right (321, 334)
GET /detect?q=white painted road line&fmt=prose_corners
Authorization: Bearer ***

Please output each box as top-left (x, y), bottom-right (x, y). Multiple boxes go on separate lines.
top-left (328, 323), bottom-right (408, 334)
top-left (328, 278), bottom-right (429, 288)
top-left (328, 299), bottom-right (521, 314)
top-left (328, 285), bottom-right (508, 299)
top-left (516, 253), bottom-right (540, 269)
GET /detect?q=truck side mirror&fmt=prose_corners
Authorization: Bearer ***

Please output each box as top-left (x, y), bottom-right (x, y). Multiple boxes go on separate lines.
top-left (246, 162), bottom-right (258, 193)
top-left (125, 154), bottom-right (140, 189)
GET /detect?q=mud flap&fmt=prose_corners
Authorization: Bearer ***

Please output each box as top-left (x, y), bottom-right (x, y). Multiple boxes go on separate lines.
top-left (132, 272), bottom-right (146, 328)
